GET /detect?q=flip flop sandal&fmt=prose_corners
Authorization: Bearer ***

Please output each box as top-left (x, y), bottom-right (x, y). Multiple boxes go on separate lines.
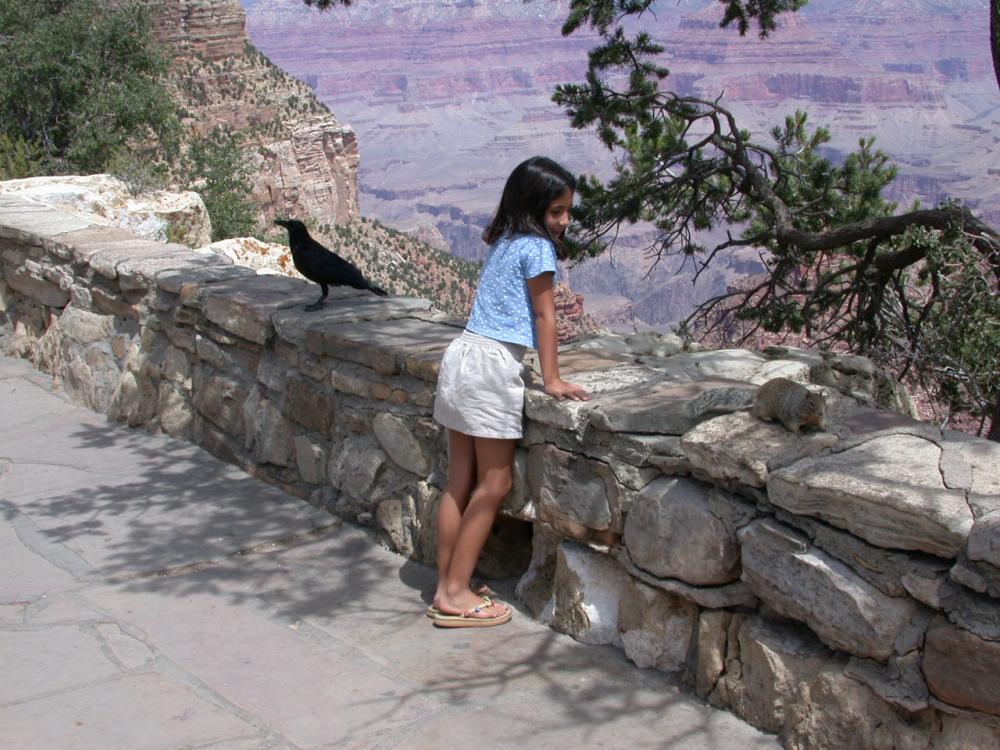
top-left (426, 602), bottom-right (507, 617)
top-left (425, 584), bottom-right (499, 617)
top-left (432, 597), bottom-right (512, 629)
top-left (426, 596), bottom-right (509, 618)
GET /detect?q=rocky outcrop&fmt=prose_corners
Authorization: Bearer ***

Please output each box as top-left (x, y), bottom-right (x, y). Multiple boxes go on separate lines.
top-left (196, 236), bottom-right (294, 275)
top-left (553, 282), bottom-right (603, 343)
top-left (147, 0), bottom-right (359, 227)
top-left (3, 199), bottom-right (999, 748)
top-left (0, 175), bottom-right (211, 248)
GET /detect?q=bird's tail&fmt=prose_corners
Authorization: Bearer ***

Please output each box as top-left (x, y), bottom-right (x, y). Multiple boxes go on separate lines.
top-left (370, 283), bottom-right (389, 297)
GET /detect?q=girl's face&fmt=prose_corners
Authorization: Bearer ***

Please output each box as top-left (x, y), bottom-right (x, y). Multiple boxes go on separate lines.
top-left (544, 188), bottom-right (574, 240)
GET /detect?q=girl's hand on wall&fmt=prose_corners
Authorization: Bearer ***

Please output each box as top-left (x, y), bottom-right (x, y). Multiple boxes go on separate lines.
top-left (544, 379), bottom-right (590, 401)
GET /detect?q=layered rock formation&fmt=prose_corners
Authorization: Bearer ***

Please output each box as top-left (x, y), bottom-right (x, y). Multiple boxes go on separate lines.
top-left (148, 0), bottom-right (360, 226)
top-left (152, 0), bottom-right (247, 60)
top-left (4, 193), bottom-right (1000, 749)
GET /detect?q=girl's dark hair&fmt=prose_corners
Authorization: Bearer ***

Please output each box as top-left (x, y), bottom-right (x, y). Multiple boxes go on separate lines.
top-left (482, 156), bottom-right (576, 257)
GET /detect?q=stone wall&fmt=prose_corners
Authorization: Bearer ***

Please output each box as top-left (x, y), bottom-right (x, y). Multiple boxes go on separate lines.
top-left (2, 196), bottom-right (999, 750)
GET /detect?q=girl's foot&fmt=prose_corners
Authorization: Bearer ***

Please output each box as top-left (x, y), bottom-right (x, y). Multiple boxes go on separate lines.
top-left (431, 590), bottom-right (509, 621)
top-left (432, 597), bottom-right (512, 628)
top-left (427, 581), bottom-right (501, 617)
top-left (426, 596), bottom-right (509, 618)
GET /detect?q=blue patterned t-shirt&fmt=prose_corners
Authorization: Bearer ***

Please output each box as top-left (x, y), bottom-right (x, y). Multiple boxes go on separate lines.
top-left (466, 234), bottom-right (558, 348)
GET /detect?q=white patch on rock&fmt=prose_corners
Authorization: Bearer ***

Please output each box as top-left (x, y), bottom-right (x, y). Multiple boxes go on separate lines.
top-left (197, 237), bottom-right (298, 277)
top-left (551, 541), bottom-right (627, 647)
top-left (0, 174), bottom-right (211, 247)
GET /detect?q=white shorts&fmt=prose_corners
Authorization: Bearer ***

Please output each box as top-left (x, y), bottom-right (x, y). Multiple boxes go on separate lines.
top-left (433, 330), bottom-right (527, 439)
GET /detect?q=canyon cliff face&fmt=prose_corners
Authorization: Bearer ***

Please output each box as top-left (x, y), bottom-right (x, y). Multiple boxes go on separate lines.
top-left (243, 0), bottom-right (998, 330)
top-left (147, 0), bottom-right (359, 226)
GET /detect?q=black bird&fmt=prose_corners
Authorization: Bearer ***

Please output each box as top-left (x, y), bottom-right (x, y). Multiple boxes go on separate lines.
top-left (274, 218), bottom-right (388, 311)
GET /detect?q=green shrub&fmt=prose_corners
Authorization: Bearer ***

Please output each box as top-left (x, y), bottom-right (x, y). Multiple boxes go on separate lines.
top-left (182, 127), bottom-right (258, 242)
top-left (0, 133), bottom-right (44, 180)
top-left (0, 0), bottom-right (179, 175)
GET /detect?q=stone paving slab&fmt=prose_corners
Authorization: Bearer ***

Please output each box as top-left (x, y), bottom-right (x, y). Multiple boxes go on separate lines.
top-left (157, 262), bottom-right (253, 296)
top-left (201, 274), bottom-right (318, 344)
top-left (84, 523), bottom-right (778, 750)
top-left (639, 348), bottom-right (775, 383)
top-left (682, 411), bottom-right (839, 488)
top-left (524, 363), bottom-right (664, 432)
top-left (768, 433), bottom-right (974, 557)
top-left (1, 446), bottom-right (139, 501)
top-left (0, 627), bottom-right (120, 704)
top-left (2, 458), bottom-right (330, 579)
top-left (347, 694), bottom-right (764, 750)
top-left (0, 397), bottom-right (332, 580)
top-left (0, 352), bottom-right (49, 379)
top-left (117, 249), bottom-right (230, 291)
top-left (589, 377), bottom-right (758, 435)
top-left (0, 374), bottom-right (82, 427)
top-left (87, 239), bottom-right (192, 279)
top-left (556, 346), bottom-right (636, 375)
top-left (40, 225), bottom-right (148, 262)
top-left (0, 521), bottom-right (81, 602)
top-left (0, 674), bottom-right (260, 750)
top-left (0, 354), bottom-right (778, 750)
top-left (86, 577), bottom-right (443, 749)
top-left (12, 592), bottom-right (100, 627)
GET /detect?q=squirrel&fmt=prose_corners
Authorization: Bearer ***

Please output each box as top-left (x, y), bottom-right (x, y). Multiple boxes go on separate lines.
top-left (751, 377), bottom-right (827, 433)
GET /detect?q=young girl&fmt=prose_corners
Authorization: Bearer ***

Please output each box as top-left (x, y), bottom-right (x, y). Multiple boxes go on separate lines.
top-left (429, 156), bottom-right (590, 628)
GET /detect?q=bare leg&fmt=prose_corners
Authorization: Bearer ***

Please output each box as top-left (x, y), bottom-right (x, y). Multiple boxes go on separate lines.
top-left (435, 436), bottom-right (515, 618)
top-left (433, 429), bottom-right (476, 604)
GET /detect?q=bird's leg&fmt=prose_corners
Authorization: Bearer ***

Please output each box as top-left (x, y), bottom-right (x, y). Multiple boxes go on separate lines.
top-left (304, 283), bottom-right (329, 312)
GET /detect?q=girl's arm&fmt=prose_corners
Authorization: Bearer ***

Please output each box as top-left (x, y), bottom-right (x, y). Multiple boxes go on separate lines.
top-left (527, 273), bottom-right (590, 401)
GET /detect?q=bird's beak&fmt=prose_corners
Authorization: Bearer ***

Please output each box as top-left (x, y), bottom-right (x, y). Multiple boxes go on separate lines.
top-left (274, 218), bottom-right (289, 228)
